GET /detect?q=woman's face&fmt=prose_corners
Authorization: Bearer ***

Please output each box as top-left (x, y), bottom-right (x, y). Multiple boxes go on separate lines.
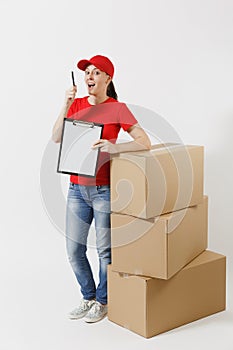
top-left (84, 64), bottom-right (111, 96)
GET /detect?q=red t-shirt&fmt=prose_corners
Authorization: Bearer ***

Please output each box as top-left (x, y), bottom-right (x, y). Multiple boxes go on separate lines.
top-left (66, 96), bottom-right (138, 186)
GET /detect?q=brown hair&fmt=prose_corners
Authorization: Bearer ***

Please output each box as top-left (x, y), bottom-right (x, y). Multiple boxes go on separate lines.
top-left (107, 81), bottom-right (118, 100)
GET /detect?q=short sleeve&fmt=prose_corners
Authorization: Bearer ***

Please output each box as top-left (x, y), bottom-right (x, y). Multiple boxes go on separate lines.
top-left (67, 99), bottom-right (78, 118)
top-left (118, 103), bottom-right (138, 131)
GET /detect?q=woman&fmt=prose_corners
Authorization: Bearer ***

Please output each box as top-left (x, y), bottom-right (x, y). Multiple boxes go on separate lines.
top-left (52, 55), bottom-right (151, 323)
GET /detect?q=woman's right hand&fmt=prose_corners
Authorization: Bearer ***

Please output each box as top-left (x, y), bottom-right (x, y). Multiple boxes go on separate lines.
top-left (65, 85), bottom-right (77, 107)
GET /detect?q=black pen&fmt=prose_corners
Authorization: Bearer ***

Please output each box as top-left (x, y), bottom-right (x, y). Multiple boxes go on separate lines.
top-left (71, 71), bottom-right (76, 86)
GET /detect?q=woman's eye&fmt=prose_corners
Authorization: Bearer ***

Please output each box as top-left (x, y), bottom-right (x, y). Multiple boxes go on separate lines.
top-left (95, 71), bottom-right (100, 75)
top-left (85, 71), bottom-right (89, 75)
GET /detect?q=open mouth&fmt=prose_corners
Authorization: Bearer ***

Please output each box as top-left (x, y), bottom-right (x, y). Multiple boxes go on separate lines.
top-left (88, 83), bottom-right (95, 88)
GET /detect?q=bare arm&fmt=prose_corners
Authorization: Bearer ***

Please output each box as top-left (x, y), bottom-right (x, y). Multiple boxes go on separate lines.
top-left (92, 123), bottom-right (151, 153)
top-left (115, 123), bottom-right (151, 152)
top-left (52, 86), bottom-right (77, 143)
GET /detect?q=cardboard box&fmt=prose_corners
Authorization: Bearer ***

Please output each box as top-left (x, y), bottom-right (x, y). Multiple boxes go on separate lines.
top-left (111, 196), bottom-right (208, 279)
top-left (111, 144), bottom-right (204, 219)
top-left (107, 250), bottom-right (226, 338)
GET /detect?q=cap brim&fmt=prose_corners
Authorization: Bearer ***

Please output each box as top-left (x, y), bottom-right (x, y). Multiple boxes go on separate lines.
top-left (77, 59), bottom-right (92, 71)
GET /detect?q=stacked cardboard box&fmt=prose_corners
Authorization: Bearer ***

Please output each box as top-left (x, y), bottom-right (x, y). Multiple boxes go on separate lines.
top-left (108, 144), bottom-right (226, 338)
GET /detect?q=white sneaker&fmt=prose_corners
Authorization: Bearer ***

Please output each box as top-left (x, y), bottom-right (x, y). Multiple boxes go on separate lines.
top-left (84, 301), bottom-right (108, 323)
top-left (68, 298), bottom-right (95, 319)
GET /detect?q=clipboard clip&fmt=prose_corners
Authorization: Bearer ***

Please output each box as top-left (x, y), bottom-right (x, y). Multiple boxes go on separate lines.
top-left (72, 120), bottom-right (94, 128)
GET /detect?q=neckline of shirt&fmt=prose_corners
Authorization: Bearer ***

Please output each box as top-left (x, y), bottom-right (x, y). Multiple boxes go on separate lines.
top-left (86, 96), bottom-right (113, 106)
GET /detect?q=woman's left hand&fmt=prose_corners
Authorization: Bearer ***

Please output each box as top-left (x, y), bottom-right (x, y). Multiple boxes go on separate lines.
top-left (92, 139), bottom-right (118, 154)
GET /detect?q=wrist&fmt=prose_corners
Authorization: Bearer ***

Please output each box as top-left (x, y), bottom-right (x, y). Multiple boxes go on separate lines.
top-left (65, 96), bottom-right (74, 107)
top-left (113, 143), bottom-right (120, 153)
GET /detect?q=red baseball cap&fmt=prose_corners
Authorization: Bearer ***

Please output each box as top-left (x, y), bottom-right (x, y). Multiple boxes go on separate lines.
top-left (77, 55), bottom-right (114, 78)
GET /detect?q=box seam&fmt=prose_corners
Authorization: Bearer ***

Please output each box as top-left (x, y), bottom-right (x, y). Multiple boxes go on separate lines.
top-left (166, 219), bottom-right (168, 278)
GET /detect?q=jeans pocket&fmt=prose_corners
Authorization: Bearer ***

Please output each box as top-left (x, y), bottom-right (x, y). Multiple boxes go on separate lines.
top-left (96, 185), bottom-right (110, 194)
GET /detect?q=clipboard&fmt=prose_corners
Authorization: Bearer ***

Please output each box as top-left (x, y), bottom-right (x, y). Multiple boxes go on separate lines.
top-left (57, 119), bottom-right (104, 177)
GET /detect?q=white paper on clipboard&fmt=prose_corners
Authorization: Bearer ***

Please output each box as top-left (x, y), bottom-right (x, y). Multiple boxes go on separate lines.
top-left (57, 119), bottom-right (104, 177)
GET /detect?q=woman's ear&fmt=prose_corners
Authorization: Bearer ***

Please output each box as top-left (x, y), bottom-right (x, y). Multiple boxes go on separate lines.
top-left (105, 75), bottom-right (112, 84)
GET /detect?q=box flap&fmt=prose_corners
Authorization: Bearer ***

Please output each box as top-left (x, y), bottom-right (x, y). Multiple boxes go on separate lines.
top-left (110, 143), bottom-right (180, 160)
top-left (183, 250), bottom-right (226, 270)
top-left (111, 144), bottom-right (203, 160)
top-left (165, 195), bottom-right (208, 233)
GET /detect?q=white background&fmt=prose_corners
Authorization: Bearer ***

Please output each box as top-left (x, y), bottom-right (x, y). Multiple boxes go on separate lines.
top-left (0, 0), bottom-right (233, 349)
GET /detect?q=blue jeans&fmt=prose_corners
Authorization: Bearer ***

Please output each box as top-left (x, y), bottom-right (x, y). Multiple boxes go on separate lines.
top-left (65, 183), bottom-right (111, 305)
